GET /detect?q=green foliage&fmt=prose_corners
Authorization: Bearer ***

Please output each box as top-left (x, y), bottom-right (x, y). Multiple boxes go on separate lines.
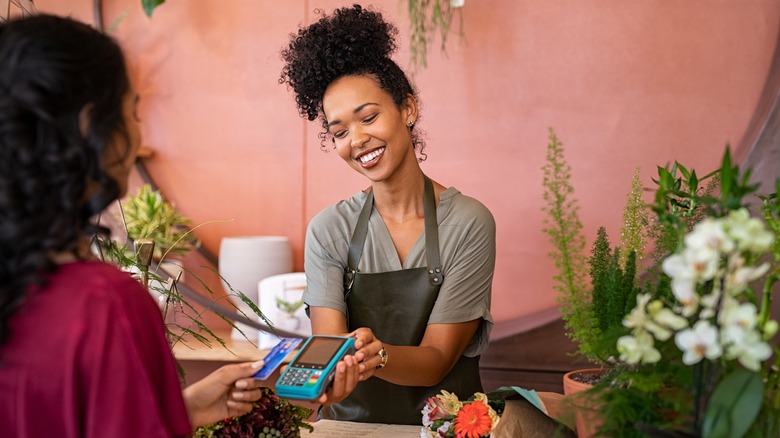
top-left (587, 228), bottom-right (639, 362)
top-left (619, 166), bottom-right (649, 267)
top-left (703, 369), bottom-right (764, 438)
top-left (541, 128), bottom-right (593, 359)
top-left (193, 387), bottom-right (313, 437)
top-left (120, 183), bottom-right (200, 261)
top-left (97, 186), bottom-right (273, 384)
top-left (589, 227), bottom-right (612, 335)
top-left (407, 0), bottom-right (464, 73)
top-left (275, 297), bottom-right (304, 317)
top-left (142, 0), bottom-right (165, 17)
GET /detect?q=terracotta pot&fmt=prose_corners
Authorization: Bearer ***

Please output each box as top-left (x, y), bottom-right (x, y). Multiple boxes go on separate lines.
top-left (562, 368), bottom-right (605, 438)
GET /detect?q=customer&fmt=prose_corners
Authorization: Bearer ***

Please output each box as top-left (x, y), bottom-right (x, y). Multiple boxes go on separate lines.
top-left (0, 14), bottom-right (264, 437)
top-left (280, 4), bottom-right (496, 424)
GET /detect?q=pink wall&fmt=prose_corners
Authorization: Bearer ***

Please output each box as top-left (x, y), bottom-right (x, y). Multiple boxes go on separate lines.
top-left (36, 1), bottom-right (780, 325)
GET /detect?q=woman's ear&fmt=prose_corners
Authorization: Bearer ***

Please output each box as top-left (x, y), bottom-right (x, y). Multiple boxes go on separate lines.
top-left (78, 103), bottom-right (93, 138)
top-left (403, 94), bottom-right (418, 125)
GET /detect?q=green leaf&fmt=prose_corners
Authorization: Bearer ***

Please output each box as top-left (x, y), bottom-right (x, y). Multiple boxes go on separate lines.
top-left (702, 369), bottom-right (764, 438)
top-left (142, 0), bottom-right (165, 17)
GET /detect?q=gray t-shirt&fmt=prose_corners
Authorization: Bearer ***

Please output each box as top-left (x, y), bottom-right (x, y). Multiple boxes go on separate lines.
top-left (303, 187), bottom-right (495, 357)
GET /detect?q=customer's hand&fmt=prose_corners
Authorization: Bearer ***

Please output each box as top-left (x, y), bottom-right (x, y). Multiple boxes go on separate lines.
top-left (182, 360), bottom-right (264, 428)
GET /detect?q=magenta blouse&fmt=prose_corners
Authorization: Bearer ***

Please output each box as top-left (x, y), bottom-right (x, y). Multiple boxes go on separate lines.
top-left (0, 261), bottom-right (192, 437)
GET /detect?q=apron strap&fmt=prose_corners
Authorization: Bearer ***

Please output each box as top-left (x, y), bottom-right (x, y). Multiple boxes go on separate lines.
top-left (422, 176), bottom-right (443, 285)
top-left (344, 175), bottom-right (443, 292)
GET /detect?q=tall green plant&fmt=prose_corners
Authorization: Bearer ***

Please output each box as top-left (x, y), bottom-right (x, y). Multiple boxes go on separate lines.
top-left (619, 166), bottom-right (648, 267)
top-left (541, 127), bottom-right (593, 357)
top-left (588, 227), bottom-right (639, 361)
top-left (543, 128), bottom-right (646, 363)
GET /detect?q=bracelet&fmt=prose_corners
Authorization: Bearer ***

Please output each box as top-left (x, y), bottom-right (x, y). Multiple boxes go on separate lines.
top-left (376, 346), bottom-right (388, 369)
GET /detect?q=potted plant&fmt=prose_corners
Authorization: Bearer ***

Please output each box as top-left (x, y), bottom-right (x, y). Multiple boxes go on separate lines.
top-left (275, 297), bottom-right (305, 332)
top-left (115, 183), bottom-right (200, 303)
top-left (542, 127), bottom-right (651, 363)
top-left (119, 183), bottom-right (199, 261)
top-left (541, 127), bottom-right (650, 435)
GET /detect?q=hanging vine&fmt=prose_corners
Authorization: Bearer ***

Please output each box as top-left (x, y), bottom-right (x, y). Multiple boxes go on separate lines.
top-left (136, 0), bottom-right (465, 73)
top-left (407, 0), bottom-right (465, 72)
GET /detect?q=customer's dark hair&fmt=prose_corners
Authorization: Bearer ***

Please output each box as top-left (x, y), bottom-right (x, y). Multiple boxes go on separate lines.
top-left (0, 14), bottom-right (130, 344)
top-left (280, 4), bottom-right (425, 155)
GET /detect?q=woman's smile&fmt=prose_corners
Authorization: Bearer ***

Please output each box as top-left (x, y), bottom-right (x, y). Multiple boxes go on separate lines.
top-left (357, 147), bottom-right (386, 167)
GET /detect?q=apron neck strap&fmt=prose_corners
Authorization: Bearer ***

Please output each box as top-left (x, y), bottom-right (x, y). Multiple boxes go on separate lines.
top-left (346, 175), bottom-right (443, 286)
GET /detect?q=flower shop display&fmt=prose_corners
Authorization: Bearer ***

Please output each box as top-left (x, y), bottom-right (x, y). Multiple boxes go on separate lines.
top-left (421, 390), bottom-right (502, 438)
top-left (193, 387), bottom-right (313, 438)
top-left (419, 387), bottom-right (573, 438)
top-left (589, 149), bottom-right (780, 437)
top-left (543, 129), bottom-right (780, 437)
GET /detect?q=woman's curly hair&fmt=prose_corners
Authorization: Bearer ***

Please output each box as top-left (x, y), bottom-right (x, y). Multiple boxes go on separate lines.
top-left (280, 4), bottom-right (425, 156)
top-left (0, 15), bottom-right (130, 344)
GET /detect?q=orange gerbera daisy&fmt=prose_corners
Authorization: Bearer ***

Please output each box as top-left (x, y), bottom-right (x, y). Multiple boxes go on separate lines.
top-left (453, 400), bottom-right (492, 438)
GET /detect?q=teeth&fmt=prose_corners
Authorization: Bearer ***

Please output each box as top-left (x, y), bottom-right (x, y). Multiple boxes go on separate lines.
top-left (359, 148), bottom-right (384, 164)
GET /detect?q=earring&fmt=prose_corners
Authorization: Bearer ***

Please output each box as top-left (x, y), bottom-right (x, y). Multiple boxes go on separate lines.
top-left (408, 120), bottom-right (415, 129)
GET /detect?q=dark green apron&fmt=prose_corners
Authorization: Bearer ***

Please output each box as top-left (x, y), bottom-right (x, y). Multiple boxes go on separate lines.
top-left (319, 176), bottom-right (483, 425)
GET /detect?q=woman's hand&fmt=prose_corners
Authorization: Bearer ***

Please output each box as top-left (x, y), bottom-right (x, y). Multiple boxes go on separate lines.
top-left (315, 327), bottom-right (385, 406)
top-left (315, 353), bottom-right (360, 406)
top-left (349, 327), bottom-right (385, 380)
top-left (182, 360), bottom-right (265, 428)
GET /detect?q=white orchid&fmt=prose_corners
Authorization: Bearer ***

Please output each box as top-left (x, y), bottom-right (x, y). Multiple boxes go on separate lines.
top-left (639, 208), bottom-right (778, 372)
top-left (685, 217), bottom-right (733, 256)
top-left (722, 327), bottom-right (772, 371)
top-left (675, 320), bottom-right (722, 365)
top-left (647, 302), bottom-right (688, 340)
top-left (663, 255), bottom-right (703, 315)
top-left (725, 208), bottom-right (774, 253)
top-left (724, 256), bottom-right (770, 296)
top-left (618, 330), bottom-right (661, 364)
top-left (623, 293), bottom-right (652, 329)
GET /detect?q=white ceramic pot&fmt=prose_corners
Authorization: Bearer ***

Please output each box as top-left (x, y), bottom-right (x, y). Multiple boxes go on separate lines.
top-left (218, 236), bottom-right (293, 340)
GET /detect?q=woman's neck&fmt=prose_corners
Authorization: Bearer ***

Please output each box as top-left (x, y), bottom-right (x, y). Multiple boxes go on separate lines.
top-left (49, 238), bottom-right (96, 265)
top-left (371, 171), bottom-right (427, 222)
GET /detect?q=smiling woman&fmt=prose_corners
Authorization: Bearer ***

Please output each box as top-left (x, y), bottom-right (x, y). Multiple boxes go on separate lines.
top-left (277, 4), bottom-right (497, 425)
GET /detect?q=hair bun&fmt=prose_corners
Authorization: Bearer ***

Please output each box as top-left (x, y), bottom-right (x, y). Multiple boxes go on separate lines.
top-left (280, 4), bottom-right (400, 121)
top-left (321, 5), bottom-right (398, 66)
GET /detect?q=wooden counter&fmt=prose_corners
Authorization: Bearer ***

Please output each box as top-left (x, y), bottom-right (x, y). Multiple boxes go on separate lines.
top-left (171, 333), bottom-right (265, 362)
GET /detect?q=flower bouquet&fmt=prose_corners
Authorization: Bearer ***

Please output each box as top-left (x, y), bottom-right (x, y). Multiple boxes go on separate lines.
top-left (421, 390), bottom-right (502, 438)
top-left (193, 387), bottom-right (313, 438)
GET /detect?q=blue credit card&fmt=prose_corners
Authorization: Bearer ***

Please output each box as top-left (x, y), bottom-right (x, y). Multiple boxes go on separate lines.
top-left (253, 337), bottom-right (303, 380)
